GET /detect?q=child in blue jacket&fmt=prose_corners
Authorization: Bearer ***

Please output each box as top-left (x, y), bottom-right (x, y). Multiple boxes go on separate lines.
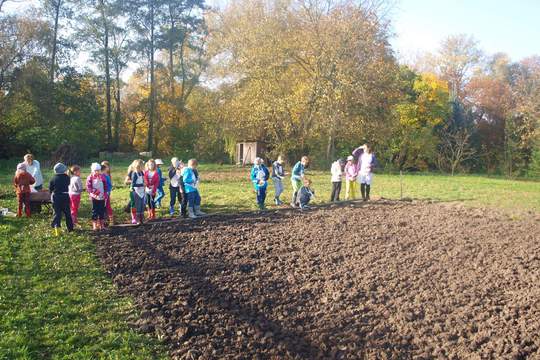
top-left (250, 157), bottom-right (270, 210)
top-left (183, 159), bottom-right (205, 218)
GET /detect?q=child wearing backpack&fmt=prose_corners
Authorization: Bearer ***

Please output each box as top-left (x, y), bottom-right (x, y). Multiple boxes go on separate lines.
top-left (182, 159), bottom-right (205, 218)
top-left (251, 157), bottom-right (270, 210)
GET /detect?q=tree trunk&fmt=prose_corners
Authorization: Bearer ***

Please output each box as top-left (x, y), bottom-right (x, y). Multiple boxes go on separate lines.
top-left (168, 8), bottom-right (175, 99)
top-left (50, 0), bottom-right (61, 83)
top-left (100, 0), bottom-right (112, 150)
top-left (113, 58), bottom-right (121, 150)
top-left (147, 1), bottom-right (155, 152)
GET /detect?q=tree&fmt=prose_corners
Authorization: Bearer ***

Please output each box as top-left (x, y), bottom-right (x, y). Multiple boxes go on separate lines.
top-left (160, 0), bottom-right (205, 106)
top-left (128, 0), bottom-right (164, 151)
top-left (42, 0), bottom-right (73, 83)
top-left (393, 71), bottom-right (451, 170)
top-left (110, 21), bottom-right (130, 150)
top-left (434, 34), bottom-right (482, 100)
top-left (438, 128), bottom-right (475, 175)
top-left (212, 0), bottom-right (398, 164)
top-left (0, 14), bottom-right (48, 95)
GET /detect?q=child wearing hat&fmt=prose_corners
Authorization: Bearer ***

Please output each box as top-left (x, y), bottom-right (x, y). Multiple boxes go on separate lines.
top-left (13, 163), bottom-right (35, 217)
top-left (49, 163), bottom-right (74, 235)
top-left (154, 159), bottom-right (166, 208)
top-left (86, 162), bottom-right (108, 231)
top-left (250, 157), bottom-right (270, 210)
top-left (344, 155), bottom-right (359, 200)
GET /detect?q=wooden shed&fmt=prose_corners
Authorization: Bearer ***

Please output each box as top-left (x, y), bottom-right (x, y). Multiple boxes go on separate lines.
top-left (236, 141), bottom-right (266, 165)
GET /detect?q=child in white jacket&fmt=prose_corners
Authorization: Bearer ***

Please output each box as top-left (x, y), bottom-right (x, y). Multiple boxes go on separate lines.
top-left (330, 158), bottom-right (345, 202)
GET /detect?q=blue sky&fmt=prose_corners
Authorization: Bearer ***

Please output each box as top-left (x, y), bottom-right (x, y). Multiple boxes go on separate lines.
top-left (5, 0), bottom-right (539, 63)
top-left (390, 0), bottom-right (540, 61)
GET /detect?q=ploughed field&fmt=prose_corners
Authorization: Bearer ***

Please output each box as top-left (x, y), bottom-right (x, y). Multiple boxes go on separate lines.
top-left (96, 201), bottom-right (540, 359)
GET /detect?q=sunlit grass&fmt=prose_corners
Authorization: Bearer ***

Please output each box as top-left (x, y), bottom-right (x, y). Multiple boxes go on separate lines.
top-left (0, 159), bottom-right (538, 358)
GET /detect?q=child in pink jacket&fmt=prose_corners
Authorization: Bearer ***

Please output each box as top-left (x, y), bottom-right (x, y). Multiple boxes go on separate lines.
top-left (86, 162), bottom-right (108, 231)
top-left (344, 155), bottom-right (359, 200)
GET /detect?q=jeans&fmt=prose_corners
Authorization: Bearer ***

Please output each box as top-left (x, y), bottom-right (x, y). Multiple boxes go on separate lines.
top-left (69, 194), bottom-right (81, 224)
top-left (273, 178), bottom-right (284, 199)
top-left (330, 182), bottom-right (342, 202)
top-left (186, 191), bottom-right (201, 208)
top-left (155, 186), bottom-right (165, 207)
top-left (52, 193), bottom-right (73, 230)
top-left (256, 186), bottom-right (267, 207)
top-left (91, 199), bottom-right (106, 220)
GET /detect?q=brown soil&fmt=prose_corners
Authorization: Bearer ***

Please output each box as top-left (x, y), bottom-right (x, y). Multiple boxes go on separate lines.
top-left (95, 201), bottom-right (540, 359)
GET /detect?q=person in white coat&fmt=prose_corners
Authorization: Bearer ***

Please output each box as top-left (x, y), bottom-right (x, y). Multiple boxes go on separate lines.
top-left (357, 144), bottom-right (378, 201)
top-left (24, 154), bottom-right (43, 191)
top-left (330, 158), bottom-right (345, 202)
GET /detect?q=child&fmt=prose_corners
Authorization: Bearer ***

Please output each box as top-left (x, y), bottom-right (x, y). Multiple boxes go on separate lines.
top-left (86, 162), bottom-right (108, 231)
top-left (344, 155), bottom-right (359, 200)
top-left (144, 159), bottom-right (160, 220)
top-left (358, 144), bottom-right (378, 201)
top-left (271, 155), bottom-right (285, 205)
top-left (49, 163), bottom-right (74, 235)
top-left (290, 156), bottom-right (309, 207)
top-left (330, 158), bottom-right (345, 202)
top-left (182, 159), bottom-right (205, 218)
top-left (68, 165), bottom-right (83, 227)
top-left (168, 157), bottom-right (187, 217)
top-left (298, 178), bottom-right (315, 210)
top-left (251, 157), bottom-right (270, 210)
top-left (130, 160), bottom-right (146, 224)
top-left (101, 161), bottom-right (114, 225)
top-left (124, 161), bottom-right (137, 224)
top-left (154, 159), bottom-right (166, 208)
top-left (13, 163), bottom-right (35, 217)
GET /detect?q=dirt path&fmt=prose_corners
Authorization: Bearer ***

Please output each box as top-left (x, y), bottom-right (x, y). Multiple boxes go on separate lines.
top-left (96, 201), bottom-right (540, 359)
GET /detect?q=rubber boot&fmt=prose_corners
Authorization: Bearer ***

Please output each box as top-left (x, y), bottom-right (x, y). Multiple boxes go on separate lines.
top-left (194, 205), bottom-right (206, 216)
top-left (169, 205), bottom-right (175, 216)
top-left (131, 208), bottom-right (137, 224)
top-left (188, 207), bottom-right (198, 219)
top-left (150, 208), bottom-right (156, 219)
top-left (100, 219), bottom-right (105, 230)
top-left (138, 214), bottom-right (144, 225)
top-left (54, 227), bottom-right (60, 236)
top-left (366, 185), bottom-right (371, 201)
top-left (361, 183), bottom-right (366, 201)
top-left (180, 205), bottom-right (187, 218)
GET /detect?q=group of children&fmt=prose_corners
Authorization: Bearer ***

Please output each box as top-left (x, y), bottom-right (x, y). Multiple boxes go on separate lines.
top-left (124, 158), bottom-right (205, 225)
top-left (13, 144), bottom-right (376, 233)
top-left (250, 144), bottom-right (377, 209)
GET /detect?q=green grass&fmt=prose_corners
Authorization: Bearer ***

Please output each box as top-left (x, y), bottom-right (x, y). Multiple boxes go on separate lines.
top-left (1, 159), bottom-right (539, 359)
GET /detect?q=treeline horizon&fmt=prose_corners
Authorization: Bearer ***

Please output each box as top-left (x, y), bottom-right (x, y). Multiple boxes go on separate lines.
top-left (1, 0), bottom-right (539, 176)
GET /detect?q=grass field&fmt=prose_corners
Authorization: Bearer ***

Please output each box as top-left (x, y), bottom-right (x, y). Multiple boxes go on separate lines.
top-left (1, 159), bottom-right (539, 359)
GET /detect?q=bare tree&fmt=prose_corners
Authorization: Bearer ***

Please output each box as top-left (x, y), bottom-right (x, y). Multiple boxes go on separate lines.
top-left (438, 129), bottom-right (475, 176)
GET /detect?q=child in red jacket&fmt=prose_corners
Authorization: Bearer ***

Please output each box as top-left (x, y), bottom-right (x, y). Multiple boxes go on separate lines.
top-left (144, 159), bottom-right (160, 220)
top-left (13, 163), bottom-right (35, 217)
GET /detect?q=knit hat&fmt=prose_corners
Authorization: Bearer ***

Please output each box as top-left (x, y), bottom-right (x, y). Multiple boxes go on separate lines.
top-left (155, 159), bottom-right (164, 165)
top-left (17, 163), bottom-right (26, 171)
top-left (54, 163), bottom-right (68, 174)
top-left (347, 155), bottom-right (354, 161)
top-left (91, 162), bottom-right (101, 172)
top-left (338, 158), bottom-right (345, 165)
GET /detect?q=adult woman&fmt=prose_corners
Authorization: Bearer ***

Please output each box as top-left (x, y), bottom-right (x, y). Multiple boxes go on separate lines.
top-left (24, 154), bottom-right (43, 191)
top-left (355, 144), bottom-right (378, 201)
